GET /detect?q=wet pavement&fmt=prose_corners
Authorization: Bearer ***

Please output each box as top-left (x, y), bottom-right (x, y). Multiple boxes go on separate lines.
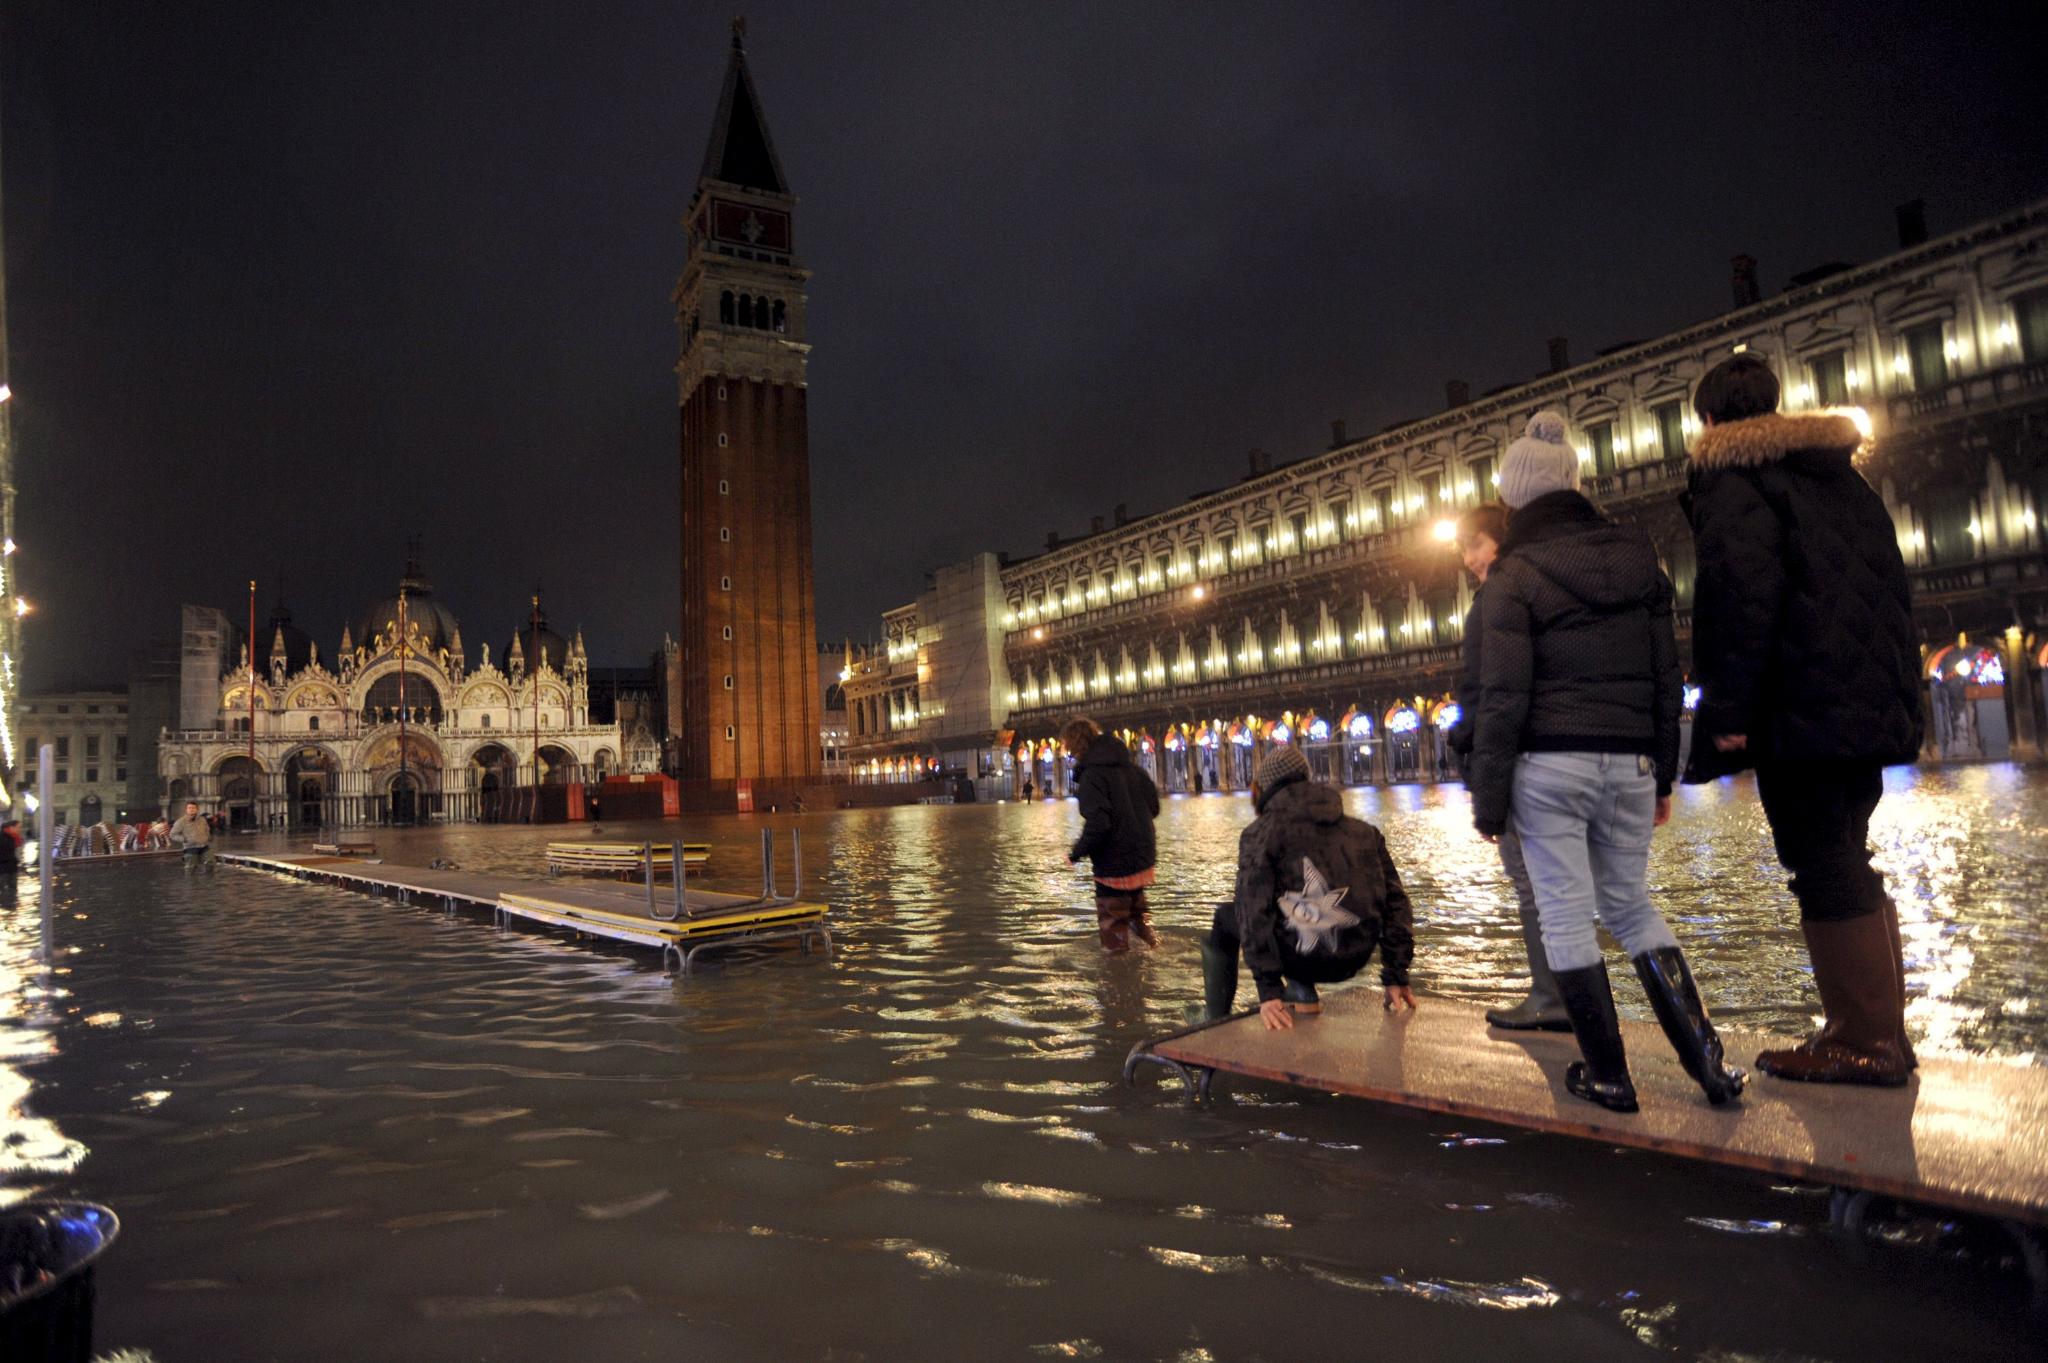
top-left (2, 764), bottom-right (2043, 1360)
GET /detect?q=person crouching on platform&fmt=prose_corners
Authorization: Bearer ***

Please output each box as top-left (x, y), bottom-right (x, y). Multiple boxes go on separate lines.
top-left (1682, 355), bottom-right (1923, 1086)
top-left (1447, 502), bottom-right (1570, 1034)
top-left (1469, 412), bottom-right (1743, 1112)
top-left (1203, 745), bottom-right (1416, 1030)
top-left (1063, 717), bottom-right (1161, 951)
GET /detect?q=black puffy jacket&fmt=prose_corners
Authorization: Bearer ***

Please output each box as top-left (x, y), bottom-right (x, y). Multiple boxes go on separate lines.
top-left (1232, 774), bottom-right (1414, 1000)
top-left (1469, 491), bottom-right (1682, 835)
top-left (1068, 734), bottom-right (1159, 878)
top-left (1681, 413), bottom-right (1923, 780)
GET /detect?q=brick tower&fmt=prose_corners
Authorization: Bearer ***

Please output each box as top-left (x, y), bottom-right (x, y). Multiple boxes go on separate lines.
top-left (674, 20), bottom-right (820, 793)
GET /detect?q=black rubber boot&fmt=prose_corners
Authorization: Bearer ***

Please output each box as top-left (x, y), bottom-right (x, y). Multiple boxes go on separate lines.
top-left (1199, 941), bottom-right (1239, 1021)
top-left (1552, 963), bottom-right (1639, 1113)
top-left (1282, 979), bottom-right (1321, 1015)
top-left (1632, 947), bottom-right (1745, 1106)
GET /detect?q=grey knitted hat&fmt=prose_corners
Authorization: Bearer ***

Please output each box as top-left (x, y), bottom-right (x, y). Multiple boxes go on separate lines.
top-left (1255, 744), bottom-right (1310, 792)
top-left (1498, 410), bottom-right (1582, 509)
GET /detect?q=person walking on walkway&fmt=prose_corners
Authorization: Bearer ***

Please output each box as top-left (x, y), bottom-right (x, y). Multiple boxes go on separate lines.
top-left (1683, 354), bottom-right (1923, 1086)
top-left (1063, 718), bottom-right (1160, 951)
top-left (1204, 745), bottom-right (1415, 1030)
top-left (1448, 502), bottom-right (1569, 1033)
top-left (170, 800), bottom-right (214, 872)
top-left (1470, 411), bottom-right (1743, 1112)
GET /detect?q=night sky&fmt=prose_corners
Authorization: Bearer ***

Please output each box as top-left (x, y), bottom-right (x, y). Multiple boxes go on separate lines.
top-left (4, 2), bottom-right (2043, 687)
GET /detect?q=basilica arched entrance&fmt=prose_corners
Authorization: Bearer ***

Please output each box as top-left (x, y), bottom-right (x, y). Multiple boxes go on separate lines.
top-left (389, 771), bottom-right (422, 825)
top-left (79, 794), bottom-right (103, 827)
top-left (361, 730), bottom-right (441, 825)
top-left (535, 744), bottom-right (581, 786)
top-left (216, 755), bottom-right (263, 830)
top-left (471, 743), bottom-right (517, 822)
top-left (286, 746), bottom-right (338, 829)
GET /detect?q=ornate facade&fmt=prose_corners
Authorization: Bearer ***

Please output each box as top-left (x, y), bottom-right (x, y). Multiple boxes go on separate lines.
top-left (849, 197), bottom-right (2048, 795)
top-left (156, 557), bottom-right (629, 828)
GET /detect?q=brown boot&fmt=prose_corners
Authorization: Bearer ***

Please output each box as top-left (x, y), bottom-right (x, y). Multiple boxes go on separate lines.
top-left (1126, 890), bottom-right (1158, 948)
top-left (1756, 914), bottom-right (1910, 1086)
top-left (1095, 894), bottom-right (1134, 952)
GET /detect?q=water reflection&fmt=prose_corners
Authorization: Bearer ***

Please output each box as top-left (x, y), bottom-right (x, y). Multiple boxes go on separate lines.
top-left (0, 769), bottom-right (2040, 1360)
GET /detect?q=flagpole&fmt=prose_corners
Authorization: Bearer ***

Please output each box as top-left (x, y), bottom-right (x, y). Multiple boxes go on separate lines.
top-left (397, 584), bottom-right (409, 823)
top-left (247, 579), bottom-right (257, 827)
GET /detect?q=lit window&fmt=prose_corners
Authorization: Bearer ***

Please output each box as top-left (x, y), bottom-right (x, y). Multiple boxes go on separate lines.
top-left (717, 432), bottom-right (729, 447)
top-left (718, 479), bottom-right (730, 494)
top-left (1809, 351), bottom-right (1849, 407)
top-left (722, 626), bottom-right (733, 641)
top-left (724, 726), bottom-right (735, 741)
top-left (720, 577), bottom-right (732, 591)
top-left (720, 527), bottom-right (731, 542)
top-left (1586, 421), bottom-right (1615, 475)
top-left (1653, 401), bottom-right (1686, 461)
top-left (724, 675), bottom-right (734, 690)
top-left (1904, 321), bottom-right (1948, 390)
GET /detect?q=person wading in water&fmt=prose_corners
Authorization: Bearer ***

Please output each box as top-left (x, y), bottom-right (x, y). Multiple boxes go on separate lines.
top-left (1063, 718), bottom-right (1160, 952)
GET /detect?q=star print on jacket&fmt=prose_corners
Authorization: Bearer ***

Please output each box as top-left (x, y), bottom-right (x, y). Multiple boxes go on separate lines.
top-left (1280, 857), bottom-right (1360, 954)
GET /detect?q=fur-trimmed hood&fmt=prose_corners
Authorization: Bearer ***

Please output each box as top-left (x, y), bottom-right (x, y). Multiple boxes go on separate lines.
top-left (1689, 412), bottom-right (1862, 470)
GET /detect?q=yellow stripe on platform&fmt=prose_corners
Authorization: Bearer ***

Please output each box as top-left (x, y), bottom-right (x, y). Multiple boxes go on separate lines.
top-left (498, 892), bottom-right (825, 940)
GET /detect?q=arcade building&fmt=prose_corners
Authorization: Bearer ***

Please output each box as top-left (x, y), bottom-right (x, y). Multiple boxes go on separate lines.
top-left (846, 196), bottom-right (2048, 797)
top-left (155, 555), bottom-right (635, 828)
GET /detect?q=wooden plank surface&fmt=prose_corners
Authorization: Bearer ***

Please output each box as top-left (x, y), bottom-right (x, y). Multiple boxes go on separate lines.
top-left (220, 852), bottom-right (799, 919)
top-left (1150, 992), bottom-right (2048, 1227)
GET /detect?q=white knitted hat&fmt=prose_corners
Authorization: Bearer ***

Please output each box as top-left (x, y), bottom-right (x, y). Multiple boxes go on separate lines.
top-left (1498, 410), bottom-right (1582, 509)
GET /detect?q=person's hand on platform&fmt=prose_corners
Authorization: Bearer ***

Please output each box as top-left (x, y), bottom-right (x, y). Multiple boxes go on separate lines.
top-left (1713, 733), bottom-right (1747, 752)
top-left (1383, 985), bottom-right (1415, 1011)
top-left (1653, 795), bottom-right (1672, 827)
top-left (1259, 998), bottom-right (1295, 1031)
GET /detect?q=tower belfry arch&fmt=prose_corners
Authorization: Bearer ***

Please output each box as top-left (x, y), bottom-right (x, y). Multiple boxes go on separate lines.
top-left (674, 21), bottom-right (821, 794)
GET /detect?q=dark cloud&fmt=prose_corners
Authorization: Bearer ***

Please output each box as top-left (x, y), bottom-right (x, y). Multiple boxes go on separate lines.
top-left (4, 1), bottom-right (2043, 684)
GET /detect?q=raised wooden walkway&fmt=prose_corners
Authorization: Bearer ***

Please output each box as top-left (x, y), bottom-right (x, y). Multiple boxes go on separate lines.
top-left (218, 852), bottom-right (829, 974)
top-left (1127, 992), bottom-right (2048, 1231)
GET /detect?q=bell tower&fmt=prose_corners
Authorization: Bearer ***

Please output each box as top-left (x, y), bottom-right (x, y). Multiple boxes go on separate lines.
top-left (675, 19), bottom-right (820, 790)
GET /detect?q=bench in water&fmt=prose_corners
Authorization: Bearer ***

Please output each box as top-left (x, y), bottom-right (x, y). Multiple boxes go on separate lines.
top-left (545, 840), bottom-right (710, 877)
top-left (1126, 991), bottom-right (2048, 1242)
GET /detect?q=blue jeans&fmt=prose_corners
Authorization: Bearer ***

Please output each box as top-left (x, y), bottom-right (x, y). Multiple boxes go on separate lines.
top-left (1509, 751), bottom-right (1677, 973)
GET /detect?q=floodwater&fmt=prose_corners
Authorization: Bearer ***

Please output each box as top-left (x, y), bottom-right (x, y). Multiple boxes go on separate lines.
top-left (3, 765), bottom-right (2043, 1361)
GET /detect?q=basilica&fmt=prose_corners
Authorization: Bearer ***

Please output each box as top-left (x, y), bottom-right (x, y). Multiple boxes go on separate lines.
top-left (156, 554), bottom-right (637, 828)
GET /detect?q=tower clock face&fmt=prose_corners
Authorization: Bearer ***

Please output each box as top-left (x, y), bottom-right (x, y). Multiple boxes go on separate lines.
top-left (709, 199), bottom-right (791, 252)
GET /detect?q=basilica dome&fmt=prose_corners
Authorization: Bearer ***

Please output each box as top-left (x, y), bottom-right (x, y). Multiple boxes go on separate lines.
top-left (352, 554), bottom-right (462, 656)
top-left (507, 604), bottom-right (571, 674)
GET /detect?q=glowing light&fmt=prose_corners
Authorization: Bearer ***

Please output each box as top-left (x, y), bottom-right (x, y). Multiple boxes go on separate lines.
top-left (1436, 702), bottom-right (1463, 728)
top-left (1840, 406), bottom-right (1874, 441)
top-left (1893, 354), bottom-right (1910, 377)
top-left (1431, 519), bottom-right (1457, 543)
top-left (837, 667), bottom-right (851, 681)
top-left (12, 599), bottom-right (28, 618)
top-left (0, 383), bottom-right (10, 403)
top-left (1307, 718), bottom-right (1330, 741)
top-left (1347, 714), bottom-right (1372, 738)
top-left (1387, 708), bottom-right (1420, 734)
top-left (1031, 626), bottom-right (1044, 640)
top-left (1998, 320), bottom-right (2018, 348)
top-left (1190, 585), bottom-right (1206, 601)
top-left (2, 538), bottom-right (13, 556)
top-left (1682, 684), bottom-right (1702, 712)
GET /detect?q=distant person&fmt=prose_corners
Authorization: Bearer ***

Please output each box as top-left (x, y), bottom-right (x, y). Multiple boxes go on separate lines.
top-left (1022, 779), bottom-right (1035, 802)
top-left (170, 801), bottom-right (214, 871)
top-left (1448, 502), bottom-right (1568, 1034)
top-left (1204, 745), bottom-right (1414, 1029)
top-left (0, 819), bottom-right (21, 874)
top-left (1683, 355), bottom-right (1923, 1086)
top-left (1469, 411), bottom-right (1742, 1112)
top-left (1062, 717), bottom-right (1160, 952)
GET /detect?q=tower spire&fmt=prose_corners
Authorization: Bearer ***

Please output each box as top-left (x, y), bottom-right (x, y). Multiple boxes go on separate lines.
top-left (698, 19), bottom-right (787, 193)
